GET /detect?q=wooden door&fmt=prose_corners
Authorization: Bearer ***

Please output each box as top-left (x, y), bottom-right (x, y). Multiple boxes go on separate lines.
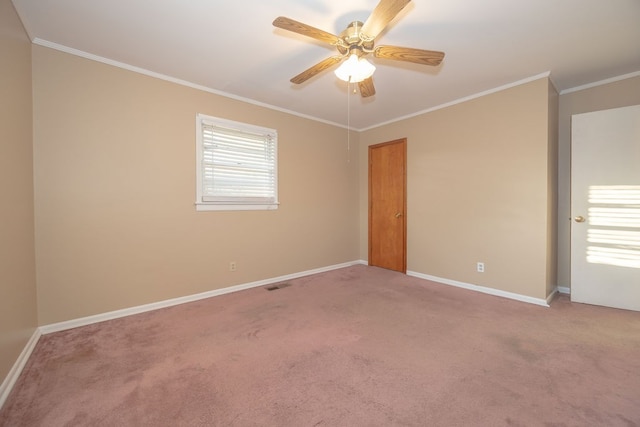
top-left (571, 105), bottom-right (640, 311)
top-left (369, 139), bottom-right (407, 273)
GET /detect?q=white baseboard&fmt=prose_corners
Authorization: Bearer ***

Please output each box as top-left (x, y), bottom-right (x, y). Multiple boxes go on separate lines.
top-left (545, 286), bottom-right (570, 304)
top-left (407, 271), bottom-right (551, 307)
top-left (2, 260), bottom-right (362, 409)
top-left (40, 260), bottom-right (365, 335)
top-left (0, 328), bottom-right (41, 410)
top-left (546, 289), bottom-right (557, 305)
top-left (3, 262), bottom-right (548, 409)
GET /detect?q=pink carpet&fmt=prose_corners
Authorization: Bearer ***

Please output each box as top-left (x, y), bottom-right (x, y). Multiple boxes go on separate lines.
top-left (1, 265), bottom-right (639, 426)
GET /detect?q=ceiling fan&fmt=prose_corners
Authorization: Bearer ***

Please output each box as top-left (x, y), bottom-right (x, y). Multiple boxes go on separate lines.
top-left (273, 0), bottom-right (445, 98)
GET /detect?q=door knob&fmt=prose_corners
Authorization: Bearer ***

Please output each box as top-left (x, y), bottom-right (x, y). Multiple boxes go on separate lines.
top-left (574, 216), bottom-right (586, 223)
top-left (395, 212), bottom-right (403, 218)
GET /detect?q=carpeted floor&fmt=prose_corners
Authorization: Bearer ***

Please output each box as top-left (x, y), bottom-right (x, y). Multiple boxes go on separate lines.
top-left (1, 265), bottom-right (639, 426)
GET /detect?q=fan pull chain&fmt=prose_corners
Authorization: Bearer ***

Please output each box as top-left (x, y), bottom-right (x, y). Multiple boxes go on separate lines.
top-left (347, 79), bottom-right (351, 163)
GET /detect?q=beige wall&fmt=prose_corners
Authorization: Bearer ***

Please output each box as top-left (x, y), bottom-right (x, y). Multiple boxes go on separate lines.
top-left (360, 78), bottom-right (556, 300)
top-left (557, 75), bottom-right (640, 289)
top-left (0, 0), bottom-right (38, 382)
top-left (32, 46), bottom-right (359, 324)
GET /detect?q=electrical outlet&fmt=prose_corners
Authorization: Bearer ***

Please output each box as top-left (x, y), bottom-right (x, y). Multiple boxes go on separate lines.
top-left (229, 262), bottom-right (237, 272)
top-left (477, 262), bottom-right (485, 273)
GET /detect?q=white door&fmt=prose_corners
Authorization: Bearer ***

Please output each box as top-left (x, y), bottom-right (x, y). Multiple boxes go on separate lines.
top-left (571, 104), bottom-right (640, 311)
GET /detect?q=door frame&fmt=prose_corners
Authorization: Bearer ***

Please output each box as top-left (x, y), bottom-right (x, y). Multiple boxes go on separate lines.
top-left (368, 138), bottom-right (407, 273)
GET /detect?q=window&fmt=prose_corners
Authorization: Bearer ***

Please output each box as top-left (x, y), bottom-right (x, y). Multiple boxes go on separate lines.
top-left (195, 114), bottom-right (278, 211)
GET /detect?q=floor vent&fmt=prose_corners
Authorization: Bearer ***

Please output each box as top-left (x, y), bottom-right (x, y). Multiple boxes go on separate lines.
top-left (265, 283), bottom-right (291, 291)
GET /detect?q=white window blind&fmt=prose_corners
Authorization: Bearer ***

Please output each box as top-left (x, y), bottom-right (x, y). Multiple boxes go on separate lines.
top-left (196, 114), bottom-right (278, 211)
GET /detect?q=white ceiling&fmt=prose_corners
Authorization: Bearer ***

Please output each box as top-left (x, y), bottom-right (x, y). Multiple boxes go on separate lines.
top-left (11, 0), bottom-right (640, 130)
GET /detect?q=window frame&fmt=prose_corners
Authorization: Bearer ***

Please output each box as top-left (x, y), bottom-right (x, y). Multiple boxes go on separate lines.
top-left (195, 113), bottom-right (279, 211)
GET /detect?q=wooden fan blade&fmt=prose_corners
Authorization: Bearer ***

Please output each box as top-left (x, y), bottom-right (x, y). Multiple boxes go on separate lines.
top-left (273, 16), bottom-right (341, 45)
top-left (374, 45), bottom-right (445, 66)
top-left (361, 0), bottom-right (411, 40)
top-left (290, 56), bottom-right (343, 84)
top-left (358, 77), bottom-right (376, 98)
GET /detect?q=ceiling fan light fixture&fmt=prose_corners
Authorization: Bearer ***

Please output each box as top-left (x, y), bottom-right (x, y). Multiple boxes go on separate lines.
top-left (334, 53), bottom-right (376, 83)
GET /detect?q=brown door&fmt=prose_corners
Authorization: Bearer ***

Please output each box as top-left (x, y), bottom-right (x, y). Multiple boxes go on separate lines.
top-left (369, 139), bottom-right (407, 273)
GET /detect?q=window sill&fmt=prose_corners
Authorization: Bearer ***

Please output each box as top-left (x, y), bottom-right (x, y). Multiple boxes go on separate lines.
top-left (195, 203), bottom-right (279, 212)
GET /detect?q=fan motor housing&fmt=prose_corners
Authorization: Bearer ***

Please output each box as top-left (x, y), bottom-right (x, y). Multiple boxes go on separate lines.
top-left (337, 21), bottom-right (374, 55)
